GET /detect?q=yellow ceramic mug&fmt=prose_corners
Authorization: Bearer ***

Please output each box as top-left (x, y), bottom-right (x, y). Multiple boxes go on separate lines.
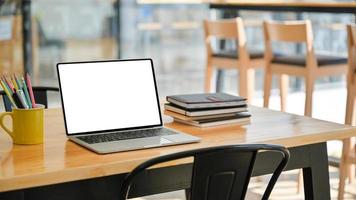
top-left (0, 104), bottom-right (44, 145)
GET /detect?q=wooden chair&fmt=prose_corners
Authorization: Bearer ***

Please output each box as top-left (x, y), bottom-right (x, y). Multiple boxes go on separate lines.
top-left (338, 24), bottom-right (356, 200)
top-left (119, 144), bottom-right (290, 200)
top-left (203, 18), bottom-right (264, 102)
top-left (263, 20), bottom-right (348, 116)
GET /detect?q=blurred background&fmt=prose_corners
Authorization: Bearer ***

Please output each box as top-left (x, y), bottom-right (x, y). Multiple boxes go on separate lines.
top-left (0, 0), bottom-right (353, 97)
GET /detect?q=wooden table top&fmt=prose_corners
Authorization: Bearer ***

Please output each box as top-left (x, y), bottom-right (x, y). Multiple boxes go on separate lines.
top-left (0, 106), bottom-right (355, 192)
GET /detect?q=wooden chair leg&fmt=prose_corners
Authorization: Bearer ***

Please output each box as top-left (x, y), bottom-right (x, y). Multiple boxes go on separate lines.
top-left (345, 85), bottom-right (355, 125)
top-left (338, 138), bottom-right (352, 200)
top-left (279, 74), bottom-right (289, 112)
top-left (304, 75), bottom-right (314, 117)
top-left (347, 137), bottom-right (355, 184)
top-left (205, 64), bottom-right (213, 92)
top-left (263, 68), bottom-right (272, 108)
top-left (239, 68), bottom-right (255, 103)
top-left (345, 86), bottom-right (356, 184)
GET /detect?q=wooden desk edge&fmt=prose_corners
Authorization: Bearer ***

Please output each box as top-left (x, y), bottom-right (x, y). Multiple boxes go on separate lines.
top-left (1, 126), bottom-right (355, 193)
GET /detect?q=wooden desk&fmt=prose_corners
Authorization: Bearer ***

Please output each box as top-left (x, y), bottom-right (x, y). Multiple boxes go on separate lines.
top-left (0, 106), bottom-right (356, 200)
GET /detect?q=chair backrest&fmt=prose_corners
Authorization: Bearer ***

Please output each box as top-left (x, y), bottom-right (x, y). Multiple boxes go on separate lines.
top-left (203, 18), bottom-right (248, 60)
top-left (347, 24), bottom-right (356, 83)
top-left (0, 86), bottom-right (59, 111)
top-left (263, 20), bottom-right (316, 67)
top-left (119, 144), bottom-right (290, 200)
top-left (263, 20), bottom-right (313, 43)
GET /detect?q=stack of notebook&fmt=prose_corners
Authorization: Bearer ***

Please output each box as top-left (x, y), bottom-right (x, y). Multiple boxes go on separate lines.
top-left (164, 93), bottom-right (251, 128)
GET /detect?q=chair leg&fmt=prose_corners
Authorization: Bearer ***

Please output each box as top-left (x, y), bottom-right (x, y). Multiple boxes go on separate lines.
top-left (345, 85), bottom-right (356, 184)
top-left (348, 147), bottom-right (355, 184)
top-left (239, 68), bottom-right (255, 103)
top-left (345, 85), bottom-right (355, 125)
top-left (279, 74), bottom-right (288, 112)
top-left (263, 68), bottom-right (272, 108)
top-left (205, 64), bottom-right (213, 92)
top-left (304, 75), bottom-right (314, 117)
top-left (338, 138), bottom-right (352, 200)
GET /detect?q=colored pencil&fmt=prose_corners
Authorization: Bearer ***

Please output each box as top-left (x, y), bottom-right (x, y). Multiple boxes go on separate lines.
top-left (2, 76), bottom-right (14, 93)
top-left (21, 78), bottom-right (32, 108)
top-left (17, 89), bottom-right (29, 109)
top-left (11, 76), bottom-right (18, 90)
top-left (0, 80), bottom-right (17, 108)
top-left (26, 73), bottom-right (36, 107)
top-left (14, 75), bottom-right (22, 89)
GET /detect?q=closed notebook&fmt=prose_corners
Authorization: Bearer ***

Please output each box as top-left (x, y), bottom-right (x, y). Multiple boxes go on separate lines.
top-left (173, 113), bottom-right (251, 128)
top-left (164, 110), bottom-right (239, 121)
top-left (166, 93), bottom-right (246, 109)
top-left (164, 103), bottom-right (248, 117)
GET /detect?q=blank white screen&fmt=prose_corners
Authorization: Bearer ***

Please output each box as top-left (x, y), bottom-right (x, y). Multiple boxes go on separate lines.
top-left (58, 60), bottom-right (162, 135)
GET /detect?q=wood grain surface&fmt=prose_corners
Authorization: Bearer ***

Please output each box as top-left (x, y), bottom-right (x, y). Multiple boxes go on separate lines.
top-left (0, 106), bottom-right (355, 192)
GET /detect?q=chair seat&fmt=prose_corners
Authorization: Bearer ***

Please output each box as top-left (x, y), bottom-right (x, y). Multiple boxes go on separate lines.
top-left (271, 54), bottom-right (347, 67)
top-left (212, 50), bottom-right (264, 59)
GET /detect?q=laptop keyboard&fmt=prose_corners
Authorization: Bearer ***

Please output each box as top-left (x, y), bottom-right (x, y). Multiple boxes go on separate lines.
top-left (77, 128), bottom-right (177, 144)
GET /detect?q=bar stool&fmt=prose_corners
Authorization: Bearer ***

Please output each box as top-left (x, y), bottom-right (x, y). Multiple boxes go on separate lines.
top-left (203, 18), bottom-right (264, 102)
top-left (263, 20), bottom-right (348, 116)
top-left (338, 24), bottom-right (356, 200)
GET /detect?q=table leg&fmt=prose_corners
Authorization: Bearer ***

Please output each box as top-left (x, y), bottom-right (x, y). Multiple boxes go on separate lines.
top-left (215, 9), bottom-right (239, 93)
top-left (115, 0), bottom-right (121, 58)
top-left (21, 0), bottom-right (32, 74)
top-left (302, 142), bottom-right (331, 200)
top-left (185, 188), bottom-right (191, 200)
top-left (216, 70), bottom-right (224, 92)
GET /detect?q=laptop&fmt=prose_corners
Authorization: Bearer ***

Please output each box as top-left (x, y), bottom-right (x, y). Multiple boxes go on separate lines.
top-left (57, 59), bottom-right (200, 154)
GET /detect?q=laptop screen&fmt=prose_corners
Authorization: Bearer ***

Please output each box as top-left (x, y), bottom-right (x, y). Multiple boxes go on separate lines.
top-left (57, 59), bottom-right (162, 135)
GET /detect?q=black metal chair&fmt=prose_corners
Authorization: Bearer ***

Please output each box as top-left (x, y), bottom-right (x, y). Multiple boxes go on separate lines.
top-left (119, 144), bottom-right (290, 200)
top-left (0, 86), bottom-right (59, 111)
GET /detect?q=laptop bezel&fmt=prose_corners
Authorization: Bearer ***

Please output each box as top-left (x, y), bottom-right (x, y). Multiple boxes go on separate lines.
top-left (56, 58), bottom-right (163, 136)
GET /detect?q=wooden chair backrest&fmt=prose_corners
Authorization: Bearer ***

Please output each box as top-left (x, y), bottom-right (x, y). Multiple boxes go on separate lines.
top-left (203, 17), bottom-right (248, 60)
top-left (263, 20), bottom-right (316, 68)
top-left (263, 20), bottom-right (313, 43)
top-left (347, 24), bottom-right (356, 82)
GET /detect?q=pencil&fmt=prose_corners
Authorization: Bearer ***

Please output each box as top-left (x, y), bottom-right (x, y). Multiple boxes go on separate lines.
top-left (17, 89), bottom-right (29, 109)
top-left (2, 76), bottom-right (14, 93)
top-left (0, 80), bottom-right (17, 108)
top-left (11, 76), bottom-right (18, 90)
top-left (21, 77), bottom-right (32, 108)
top-left (14, 75), bottom-right (22, 89)
top-left (26, 73), bottom-right (36, 107)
